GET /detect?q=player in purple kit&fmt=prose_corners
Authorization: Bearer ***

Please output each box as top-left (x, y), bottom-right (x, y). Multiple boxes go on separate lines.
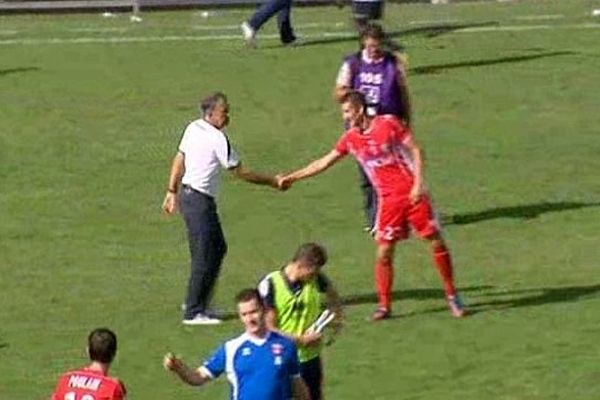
top-left (334, 23), bottom-right (412, 231)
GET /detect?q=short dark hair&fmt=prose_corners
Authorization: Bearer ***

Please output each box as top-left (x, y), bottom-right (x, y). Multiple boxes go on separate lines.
top-left (292, 242), bottom-right (328, 268)
top-left (200, 91), bottom-right (228, 116)
top-left (361, 22), bottom-right (386, 42)
top-left (342, 90), bottom-right (367, 110)
top-left (235, 288), bottom-right (263, 306)
top-left (88, 328), bottom-right (117, 364)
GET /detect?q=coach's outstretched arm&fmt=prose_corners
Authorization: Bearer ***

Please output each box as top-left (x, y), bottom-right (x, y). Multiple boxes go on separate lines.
top-left (282, 150), bottom-right (345, 187)
top-left (230, 163), bottom-right (282, 189)
top-left (163, 353), bottom-right (211, 387)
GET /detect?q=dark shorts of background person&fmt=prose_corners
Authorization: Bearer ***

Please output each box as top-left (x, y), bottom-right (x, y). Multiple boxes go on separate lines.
top-left (352, 1), bottom-right (384, 21)
top-left (179, 184), bottom-right (228, 319)
top-left (300, 356), bottom-right (323, 400)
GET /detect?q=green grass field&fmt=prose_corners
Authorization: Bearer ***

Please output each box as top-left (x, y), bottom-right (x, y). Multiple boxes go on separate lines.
top-left (1, 0), bottom-right (600, 398)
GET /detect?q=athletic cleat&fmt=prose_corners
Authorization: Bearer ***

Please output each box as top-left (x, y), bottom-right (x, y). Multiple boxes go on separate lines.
top-left (447, 295), bottom-right (466, 318)
top-left (371, 308), bottom-right (391, 321)
top-left (240, 22), bottom-right (256, 47)
top-left (183, 313), bottom-right (222, 326)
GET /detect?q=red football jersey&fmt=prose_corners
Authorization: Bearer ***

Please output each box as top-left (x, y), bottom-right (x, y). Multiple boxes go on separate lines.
top-left (335, 115), bottom-right (415, 196)
top-left (51, 368), bottom-right (126, 400)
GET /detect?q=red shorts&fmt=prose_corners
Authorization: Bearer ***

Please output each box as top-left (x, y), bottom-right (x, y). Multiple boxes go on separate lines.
top-left (374, 194), bottom-right (440, 243)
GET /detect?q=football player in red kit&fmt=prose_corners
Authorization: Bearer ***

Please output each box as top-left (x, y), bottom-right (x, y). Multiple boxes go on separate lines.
top-left (280, 91), bottom-right (466, 320)
top-left (51, 328), bottom-right (126, 400)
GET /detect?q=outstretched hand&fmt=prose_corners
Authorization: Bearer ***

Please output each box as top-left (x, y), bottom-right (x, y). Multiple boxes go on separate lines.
top-left (163, 352), bottom-right (181, 371)
top-left (275, 174), bottom-right (293, 191)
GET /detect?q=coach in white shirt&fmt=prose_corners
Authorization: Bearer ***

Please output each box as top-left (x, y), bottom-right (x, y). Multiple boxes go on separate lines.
top-left (162, 92), bottom-right (281, 325)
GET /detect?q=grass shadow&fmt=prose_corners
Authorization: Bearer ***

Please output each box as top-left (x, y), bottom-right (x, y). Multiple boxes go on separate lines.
top-left (443, 201), bottom-right (600, 226)
top-left (411, 51), bottom-right (576, 75)
top-left (470, 284), bottom-right (600, 311)
top-left (0, 67), bottom-right (40, 77)
top-left (340, 285), bottom-right (492, 306)
top-left (405, 283), bottom-right (600, 317)
top-left (261, 21), bottom-right (498, 49)
top-left (388, 21), bottom-right (499, 39)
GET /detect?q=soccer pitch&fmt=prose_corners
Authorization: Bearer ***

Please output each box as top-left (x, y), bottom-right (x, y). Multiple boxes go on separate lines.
top-left (1, 0), bottom-right (599, 398)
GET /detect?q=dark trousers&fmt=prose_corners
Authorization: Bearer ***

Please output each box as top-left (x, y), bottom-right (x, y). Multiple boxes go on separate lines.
top-left (248, 0), bottom-right (296, 44)
top-left (357, 163), bottom-right (378, 230)
top-left (179, 186), bottom-right (227, 319)
top-left (300, 356), bottom-right (323, 400)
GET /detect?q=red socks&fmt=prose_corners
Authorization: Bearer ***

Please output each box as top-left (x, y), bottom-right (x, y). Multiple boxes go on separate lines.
top-left (433, 245), bottom-right (456, 297)
top-left (375, 259), bottom-right (394, 310)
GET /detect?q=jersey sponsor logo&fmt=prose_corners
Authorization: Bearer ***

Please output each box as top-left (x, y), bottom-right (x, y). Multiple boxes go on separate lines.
top-left (67, 375), bottom-right (102, 391)
top-left (270, 343), bottom-right (284, 355)
top-left (363, 154), bottom-right (397, 169)
top-left (359, 71), bottom-right (383, 85)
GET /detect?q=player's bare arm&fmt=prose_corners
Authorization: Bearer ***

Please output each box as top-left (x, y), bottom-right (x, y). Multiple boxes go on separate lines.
top-left (284, 150), bottom-right (344, 185)
top-left (333, 61), bottom-right (352, 103)
top-left (264, 307), bottom-right (322, 347)
top-left (334, 84), bottom-right (351, 103)
top-left (162, 152), bottom-right (185, 215)
top-left (163, 353), bottom-right (211, 386)
top-left (230, 164), bottom-right (279, 189)
top-left (291, 376), bottom-right (312, 400)
top-left (402, 135), bottom-right (425, 204)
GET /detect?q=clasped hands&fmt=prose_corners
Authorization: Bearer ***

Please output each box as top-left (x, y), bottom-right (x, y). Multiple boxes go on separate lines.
top-left (273, 174), bottom-right (294, 191)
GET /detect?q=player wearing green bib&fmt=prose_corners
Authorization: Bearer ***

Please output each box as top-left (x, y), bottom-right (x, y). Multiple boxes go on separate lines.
top-left (258, 243), bottom-right (343, 400)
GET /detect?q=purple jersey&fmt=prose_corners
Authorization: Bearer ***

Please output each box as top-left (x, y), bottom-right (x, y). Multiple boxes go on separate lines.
top-left (346, 51), bottom-right (404, 117)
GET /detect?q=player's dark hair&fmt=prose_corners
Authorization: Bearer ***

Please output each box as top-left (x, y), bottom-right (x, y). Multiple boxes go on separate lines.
top-left (342, 90), bottom-right (367, 110)
top-left (88, 328), bottom-right (117, 364)
top-left (292, 242), bottom-right (328, 268)
top-left (200, 91), bottom-right (228, 116)
top-left (235, 288), bottom-right (264, 307)
top-left (361, 22), bottom-right (386, 42)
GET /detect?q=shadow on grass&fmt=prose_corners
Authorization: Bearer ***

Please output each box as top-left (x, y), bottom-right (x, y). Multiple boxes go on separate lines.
top-left (443, 201), bottom-right (600, 226)
top-left (410, 51), bottom-right (576, 75)
top-left (261, 21), bottom-right (498, 49)
top-left (410, 284), bottom-right (600, 317)
top-left (339, 283), bottom-right (600, 318)
top-left (0, 67), bottom-right (40, 77)
top-left (470, 284), bottom-right (600, 311)
top-left (340, 285), bottom-right (492, 306)
top-left (0, 342), bottom-right (8, 350)
top-left (388, 21), bottom-right (499, 39)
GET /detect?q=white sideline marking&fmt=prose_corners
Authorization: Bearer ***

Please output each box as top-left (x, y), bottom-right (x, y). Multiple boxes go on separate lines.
top-left (191, 22), bottom-right (336, 30)
top-left (514, 14), bottom-right (564, 21)
top-left (409, 19), bottom-right (461, 25)
top-left (455, 23), bottom-right (600, 33)
top-left (0, 23), bottom-right (599, 46)
top-left (0, 30), bottom-right (19, 35)
top-left (70, 27), bottom-right (129, 32)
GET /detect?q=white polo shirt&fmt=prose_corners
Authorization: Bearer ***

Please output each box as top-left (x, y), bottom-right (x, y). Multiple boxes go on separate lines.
top-left (178, 118), bottom-right (240, 198)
